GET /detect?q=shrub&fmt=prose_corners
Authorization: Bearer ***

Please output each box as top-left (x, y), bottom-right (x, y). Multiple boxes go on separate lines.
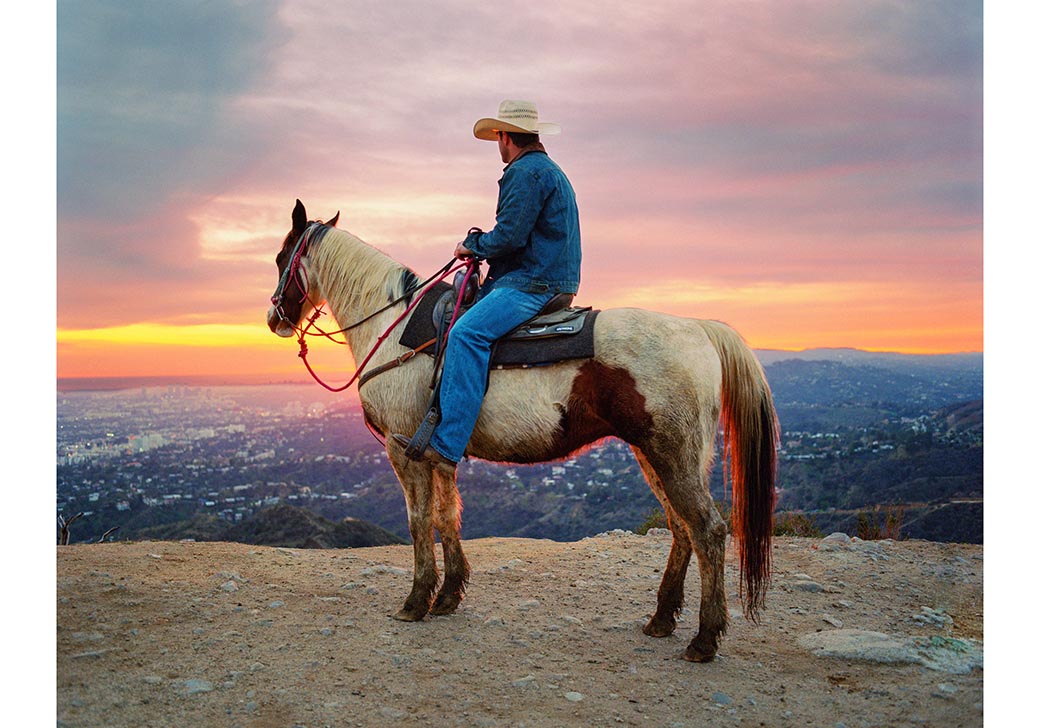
top-left (636, 508), bottom-right (668, 534)
top-left (856, 505), bottom-right (904, 540)
top-left (773, 512), bottom-right (823, 538)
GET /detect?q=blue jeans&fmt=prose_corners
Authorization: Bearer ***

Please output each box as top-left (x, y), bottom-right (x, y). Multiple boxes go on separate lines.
top-left (430, 286), bottom-right (554, 463)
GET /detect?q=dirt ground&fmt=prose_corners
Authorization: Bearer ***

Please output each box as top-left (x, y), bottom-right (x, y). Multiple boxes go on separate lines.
top-left (57, 533), bottom-right (983, 727)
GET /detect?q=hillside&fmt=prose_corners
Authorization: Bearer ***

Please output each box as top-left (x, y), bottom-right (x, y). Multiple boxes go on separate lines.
top-left (78, 505), bottom-right (406, 550)
top-left (57, 533), bottom-right (983, 727)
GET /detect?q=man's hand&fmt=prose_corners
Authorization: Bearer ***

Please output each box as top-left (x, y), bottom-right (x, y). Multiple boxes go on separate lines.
top-left (456, 227), bottom-right (483, 259)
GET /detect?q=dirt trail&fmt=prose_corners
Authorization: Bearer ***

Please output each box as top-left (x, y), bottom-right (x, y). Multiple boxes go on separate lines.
top-left (57, 533), bottom-right (983, 727)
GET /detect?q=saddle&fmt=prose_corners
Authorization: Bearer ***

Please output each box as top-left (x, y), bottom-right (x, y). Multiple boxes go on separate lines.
top-left (399, 281), bottom-right (598, 369)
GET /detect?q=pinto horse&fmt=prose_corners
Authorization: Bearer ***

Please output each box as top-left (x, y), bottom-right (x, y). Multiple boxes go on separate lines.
top-left (267, 200), bottom-right (778, 662)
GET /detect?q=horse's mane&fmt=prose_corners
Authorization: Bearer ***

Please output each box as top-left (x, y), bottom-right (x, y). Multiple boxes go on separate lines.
top-left (311, 226), bottom-right (416, 312)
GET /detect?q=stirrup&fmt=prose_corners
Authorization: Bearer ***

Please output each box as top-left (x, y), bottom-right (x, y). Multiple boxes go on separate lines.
top-left (404, 406), bottom-right (441, 461)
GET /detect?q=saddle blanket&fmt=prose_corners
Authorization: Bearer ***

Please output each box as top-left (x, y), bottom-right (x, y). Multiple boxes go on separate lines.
top-left (399, 282), bottom-right (598, 367)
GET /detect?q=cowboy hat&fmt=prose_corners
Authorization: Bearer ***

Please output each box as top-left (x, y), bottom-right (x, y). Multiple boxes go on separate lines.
top-left (473, 99), bottom-right (561, 141)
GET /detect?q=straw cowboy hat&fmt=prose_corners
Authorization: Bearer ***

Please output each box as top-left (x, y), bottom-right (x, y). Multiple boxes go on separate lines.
top-left (473, 100), bottom-right (561, 141)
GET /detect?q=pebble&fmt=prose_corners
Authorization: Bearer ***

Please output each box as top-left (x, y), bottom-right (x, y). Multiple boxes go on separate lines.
top-left (565, 691), bottom-right (584, 702)
top-left (361, 565), bottom-right (409, 576)
top-left (912, 607), bottom-right (952, 628)
top-left (711, 691), bottom-right (733, 705)
top-left (791, 580), bottom-right (824, 593)
top-left (181, 679), bottom-right (214, 695)
top-left (219, 581), bottom-right (238, 593)
top-left (512, 675), bottom-right (537, 688)
top-left (267, 600), bottom-right (285, 609)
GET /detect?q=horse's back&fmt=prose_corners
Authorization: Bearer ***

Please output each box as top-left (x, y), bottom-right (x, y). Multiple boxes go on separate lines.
top-left (592, 307), bottom-right (725, 397)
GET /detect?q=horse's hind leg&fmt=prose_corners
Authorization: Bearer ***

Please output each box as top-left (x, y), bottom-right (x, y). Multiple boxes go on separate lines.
top-left (633, 445), bottom-right (728, 662)
top-left (387, 446), bottom-right (439, 622)
top-left (430, 467), bottom-right (470, 615)
top-left (634, 448), bottom-right (692, 637)
top-left (682, 497), bottom-right (729, 662)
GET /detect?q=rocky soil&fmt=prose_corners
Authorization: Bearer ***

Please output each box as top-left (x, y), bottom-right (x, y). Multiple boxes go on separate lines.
top-left (57, 532), bottom-right (983, 727)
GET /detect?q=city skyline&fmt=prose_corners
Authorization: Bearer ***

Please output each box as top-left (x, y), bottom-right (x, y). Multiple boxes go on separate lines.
top-left (55, 1), bottom-right (983, 381)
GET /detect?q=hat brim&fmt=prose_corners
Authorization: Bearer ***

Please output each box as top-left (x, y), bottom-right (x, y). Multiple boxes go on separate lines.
top-left (473, 118), bottom-right (561, 141)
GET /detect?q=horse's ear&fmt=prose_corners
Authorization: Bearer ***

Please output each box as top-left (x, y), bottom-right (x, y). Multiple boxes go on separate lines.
top-left (327, 211), bottom-right (340, 228)
top-left (292, 199), bottom-right (307, 235)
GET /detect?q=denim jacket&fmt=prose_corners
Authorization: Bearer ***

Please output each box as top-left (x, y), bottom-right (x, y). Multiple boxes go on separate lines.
top-left (466, 147), bottom-right (581, 295)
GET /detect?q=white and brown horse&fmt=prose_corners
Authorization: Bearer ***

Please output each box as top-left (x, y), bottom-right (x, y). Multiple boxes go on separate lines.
top-left (267, 200), bottom-right (778, 662)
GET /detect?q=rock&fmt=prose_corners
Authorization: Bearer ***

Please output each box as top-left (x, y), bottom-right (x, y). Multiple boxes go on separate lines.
top-left (181, 679), bottom-right (214, 695)
top-left (799, 630), bottom-right (983, 674)
top-left (361, 565), bottom-right (409, 577)
top-left (512, 675), bottom-right (536, 688)
top-left (267, 600), bottom-right (285, 609)
top-left (711, 691), bottom-right (733, 705)
top-left (791, 580), bottom-right (824, 593)
top-left (822, 532), bottom-right (851, 544)
top-left (912, 607), bottom-right (953, 628)
top-left (219, 581), bottom-right (238, 593)
top-left (565, 691), bottom-right (584, 702)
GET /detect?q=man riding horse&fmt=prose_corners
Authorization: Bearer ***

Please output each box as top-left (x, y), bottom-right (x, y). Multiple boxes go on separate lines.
top-left (394, 99), bottom-right (582, 469)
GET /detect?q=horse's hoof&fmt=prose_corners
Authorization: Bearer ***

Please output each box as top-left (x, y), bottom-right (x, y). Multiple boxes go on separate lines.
top-left (392, 607), bottom-right (427, 622)
top-left (682, 647), bottom-right (716, 663)
top-left (429, 593), bottom-right (462, 616)
top-left (682, 634), bottom-right (719, 662)
top-left (642, 617), bottom-right (676, 638)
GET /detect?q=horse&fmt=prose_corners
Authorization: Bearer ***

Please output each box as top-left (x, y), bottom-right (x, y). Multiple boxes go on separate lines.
top-left (267, 199), bottom-right (779, 662)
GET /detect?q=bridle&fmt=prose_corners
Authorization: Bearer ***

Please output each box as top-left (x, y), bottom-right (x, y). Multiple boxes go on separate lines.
top-left (269, 222), bottom-right (480, 393)
top-left (269, 222), bottom-right (325, 327)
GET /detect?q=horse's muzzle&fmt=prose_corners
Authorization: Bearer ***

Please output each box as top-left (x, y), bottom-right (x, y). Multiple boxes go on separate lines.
top-left (267, 306), bottom-right (295, 338)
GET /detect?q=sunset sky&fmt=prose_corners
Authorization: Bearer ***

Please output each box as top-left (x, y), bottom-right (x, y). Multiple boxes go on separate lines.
top-left (53, 0), bottom-right (985, 381)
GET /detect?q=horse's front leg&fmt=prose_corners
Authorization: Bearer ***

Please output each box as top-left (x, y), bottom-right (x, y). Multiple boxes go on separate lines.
top-left (388, 447), bottom-right (438, 622)
top-left (430, 466), bottom-right (469, 615)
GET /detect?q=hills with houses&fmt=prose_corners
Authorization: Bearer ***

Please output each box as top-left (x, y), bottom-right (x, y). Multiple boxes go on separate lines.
top-left (57, 348), bottom-right (982, 547)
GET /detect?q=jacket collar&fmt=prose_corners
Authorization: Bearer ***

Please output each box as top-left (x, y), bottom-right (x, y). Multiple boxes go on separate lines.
top-left (505, 142), bottom-right (547, 169)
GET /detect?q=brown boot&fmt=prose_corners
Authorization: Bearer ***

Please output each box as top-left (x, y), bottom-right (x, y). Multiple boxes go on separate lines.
top-left (391, 434), bottom-right (457, 470)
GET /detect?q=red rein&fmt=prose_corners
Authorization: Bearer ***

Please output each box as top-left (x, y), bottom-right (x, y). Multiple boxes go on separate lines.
top-left (295, 258), bottom-right (477, 393)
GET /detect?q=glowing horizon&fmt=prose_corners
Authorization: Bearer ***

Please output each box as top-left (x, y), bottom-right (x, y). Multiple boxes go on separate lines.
top-left (56, 1), bottom-right (983, 379)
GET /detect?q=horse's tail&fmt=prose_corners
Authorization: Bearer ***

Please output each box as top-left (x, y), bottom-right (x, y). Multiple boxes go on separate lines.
top-left (701, 320), bottom-right (779, 622)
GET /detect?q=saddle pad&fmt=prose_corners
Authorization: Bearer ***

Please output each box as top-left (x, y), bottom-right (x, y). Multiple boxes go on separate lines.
top-left (399, 282), bottom-right (598, 367)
